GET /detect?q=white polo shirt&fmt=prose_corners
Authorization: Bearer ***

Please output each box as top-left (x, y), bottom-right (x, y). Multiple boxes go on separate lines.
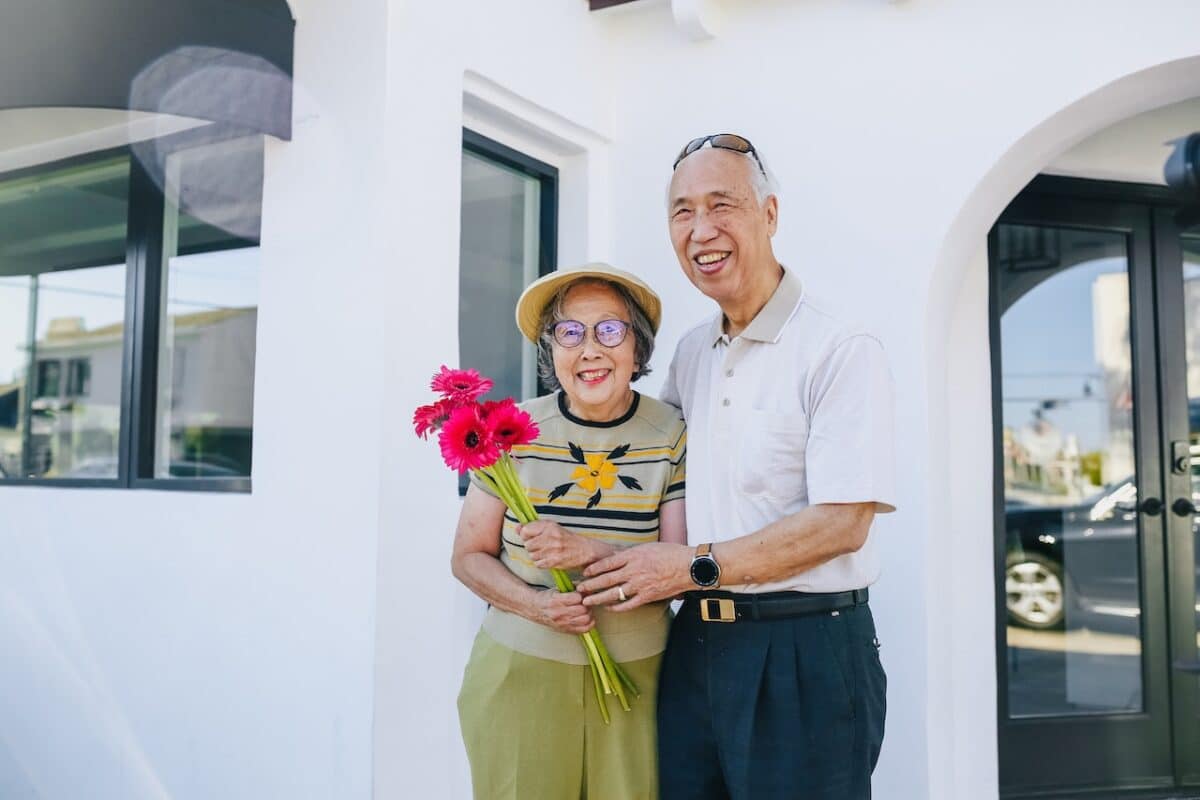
top-left (661, 265), bottom-right (897, 594)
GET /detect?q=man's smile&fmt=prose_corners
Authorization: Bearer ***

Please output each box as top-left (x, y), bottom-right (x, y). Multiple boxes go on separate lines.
top-left (693, 250), bottom-right (731, 275)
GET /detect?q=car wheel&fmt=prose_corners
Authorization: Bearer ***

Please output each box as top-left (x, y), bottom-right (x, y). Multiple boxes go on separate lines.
top-left (1005, 552), bottom-right (1066, 630)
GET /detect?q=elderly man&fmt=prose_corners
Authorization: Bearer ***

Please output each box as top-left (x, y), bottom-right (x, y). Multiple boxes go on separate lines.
top-left (577, 134), bottom-right (896, 799)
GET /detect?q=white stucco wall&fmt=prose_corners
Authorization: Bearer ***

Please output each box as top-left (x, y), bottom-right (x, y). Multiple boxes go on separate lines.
top-left (374, 3), bottom-right (1200, 800)
top-left (3, 1), bottom-right (1200, 799)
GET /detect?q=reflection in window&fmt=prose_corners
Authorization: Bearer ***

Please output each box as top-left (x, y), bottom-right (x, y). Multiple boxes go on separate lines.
top-left (996, 224), bottom-right (1144, 719)
top-left (0, 155), bottom-right (129, 480)
top-left (1181, 235), bottom-right (1200, 667)
top-left (459, 147), bottom-right (545, 403)
top-left (155, 137), bottom-right (262, 480)
top-left (66, 358), bottom-right (91, 397)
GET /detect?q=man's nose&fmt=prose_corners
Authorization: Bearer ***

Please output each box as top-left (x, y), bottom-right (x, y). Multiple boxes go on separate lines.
top-left (690, 211), bottom-right (718, 242)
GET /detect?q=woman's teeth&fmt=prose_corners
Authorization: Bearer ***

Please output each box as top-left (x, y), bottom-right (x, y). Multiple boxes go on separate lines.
top-left (578, 369), bottom-right (610, 383)
top-left (696, 252), bottom-right (729, 265)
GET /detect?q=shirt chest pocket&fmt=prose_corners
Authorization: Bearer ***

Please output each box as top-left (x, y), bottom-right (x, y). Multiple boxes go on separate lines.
top-left (735, 409), bottom-right (810, 500)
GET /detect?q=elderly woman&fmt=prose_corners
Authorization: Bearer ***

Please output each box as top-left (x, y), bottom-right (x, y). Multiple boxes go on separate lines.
top-left (452, 263), bottom-right (686, 800)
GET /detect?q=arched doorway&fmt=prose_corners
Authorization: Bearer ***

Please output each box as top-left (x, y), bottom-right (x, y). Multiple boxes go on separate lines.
top-left (931, 57), bottom-right (1200, 798)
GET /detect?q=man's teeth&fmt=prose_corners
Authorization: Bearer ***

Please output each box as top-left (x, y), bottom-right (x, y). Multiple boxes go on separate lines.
top-left (696, 252), bottom-right (729, 265)
top-left (579, 370), bottom-right (609, 380)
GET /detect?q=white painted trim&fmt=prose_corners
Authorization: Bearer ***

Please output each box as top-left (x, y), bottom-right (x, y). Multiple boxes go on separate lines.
top-left (462, 71), bottom-right (613, 265)
top-left (0, 110), bottom-right (206, 173)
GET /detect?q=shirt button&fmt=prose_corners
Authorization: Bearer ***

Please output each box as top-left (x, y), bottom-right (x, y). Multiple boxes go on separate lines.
top-left (722, 398), bottom-right (731, 407)
top-left (725, 368), bottom-right (734, 377)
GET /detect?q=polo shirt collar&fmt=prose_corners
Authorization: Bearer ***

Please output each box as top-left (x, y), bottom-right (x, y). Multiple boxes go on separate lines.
top-left (708, 265), bottom-right (804, 347)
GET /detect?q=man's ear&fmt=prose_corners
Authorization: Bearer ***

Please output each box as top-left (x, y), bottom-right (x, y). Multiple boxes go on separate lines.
top-left (765, 195), bottom-right (779, 236)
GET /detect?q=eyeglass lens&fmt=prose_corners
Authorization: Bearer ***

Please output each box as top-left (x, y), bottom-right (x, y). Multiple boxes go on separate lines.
top-left (553, 319), bottom-right (629, 348)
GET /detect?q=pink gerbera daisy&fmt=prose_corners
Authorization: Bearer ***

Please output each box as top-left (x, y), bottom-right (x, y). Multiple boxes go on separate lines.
top-left (413, 398), bottom-right (457, 439)
top-left (438, 406), bottom-right (500, 473)
top-left (479, 397), bottom-right (516, 419)
top-left (430, 366), bottom-right (494, 404)
top-left (486, 403), bottom-right (539, 451)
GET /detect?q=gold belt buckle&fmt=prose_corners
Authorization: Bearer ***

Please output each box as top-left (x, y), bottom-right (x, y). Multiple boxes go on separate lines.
top-left (700, 597), bottom-right (736, 623)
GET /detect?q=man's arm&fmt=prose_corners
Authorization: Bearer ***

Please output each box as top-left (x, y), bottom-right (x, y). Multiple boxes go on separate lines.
top-left (577, 502), bottom-right (873, 609)
top-left (580, 333), bottom-right (894, 608)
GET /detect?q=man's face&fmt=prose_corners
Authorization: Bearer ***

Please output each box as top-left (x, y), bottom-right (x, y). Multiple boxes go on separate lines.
top-left (667, 148), bottom-right (778, 307)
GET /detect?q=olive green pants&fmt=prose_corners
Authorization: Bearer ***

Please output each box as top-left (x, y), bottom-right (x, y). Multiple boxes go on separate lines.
top-left (457, 630), bottom-right (661, 800)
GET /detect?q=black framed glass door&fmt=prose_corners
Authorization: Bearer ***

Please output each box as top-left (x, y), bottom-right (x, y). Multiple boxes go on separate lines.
top-left (990, 181), bottom-right (1200, 797)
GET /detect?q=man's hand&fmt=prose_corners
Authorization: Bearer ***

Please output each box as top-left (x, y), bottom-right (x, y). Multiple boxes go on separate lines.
top-left (531, 590), bottom-right (595, 634)
top-left (577, 542), bottom-right (694, 611)
top-left (518, 520), bottom-right (605, 570)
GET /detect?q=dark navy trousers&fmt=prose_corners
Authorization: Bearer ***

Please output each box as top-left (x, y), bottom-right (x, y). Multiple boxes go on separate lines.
top-left (657, 599), bottom-right (886, 800)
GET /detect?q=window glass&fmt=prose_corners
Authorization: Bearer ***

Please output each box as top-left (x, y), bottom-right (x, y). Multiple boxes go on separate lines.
top-left (0, 155), bottom-right (129, 479)
top-left (154, 137), bottom-right (262, 479)
top-left (996, 223), bottom-right (1144, 718)
top-left (459, 148), bottom-right (543, 403)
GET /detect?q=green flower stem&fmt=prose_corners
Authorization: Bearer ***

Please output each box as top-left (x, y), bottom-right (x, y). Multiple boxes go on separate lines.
top-left (586, 646), bottom-right (611, 725)
top-left (591, 631), bottom-right (640, 700)
top-left (610, 658), bottom-right (640, 699)
top-left (471, 457), bottom-right (633, 721)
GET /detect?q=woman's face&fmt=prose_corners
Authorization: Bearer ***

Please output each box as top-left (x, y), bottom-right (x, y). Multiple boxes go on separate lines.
top-left (551, 282), bottom-right (638, 421)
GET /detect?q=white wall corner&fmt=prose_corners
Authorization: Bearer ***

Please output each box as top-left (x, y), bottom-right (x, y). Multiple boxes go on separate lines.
top-left (671, 0), bottom-right (720, 40)
top-left (461, 71), bottom-right (613, 264)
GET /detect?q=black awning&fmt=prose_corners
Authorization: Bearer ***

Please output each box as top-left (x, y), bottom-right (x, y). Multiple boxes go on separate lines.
top-left (1, 0), bottom-right (294, 140)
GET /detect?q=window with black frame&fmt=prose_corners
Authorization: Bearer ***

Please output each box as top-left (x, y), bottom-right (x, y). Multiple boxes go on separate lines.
top-left (459, 131), bottom-right (557, 401)
top-left (0, 134), bottom-right (263, 489)
top-left (457, 130), bottom-right (557, 492)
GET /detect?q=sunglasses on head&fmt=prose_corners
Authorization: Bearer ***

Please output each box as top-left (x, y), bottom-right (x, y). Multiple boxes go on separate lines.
top-left (673, 133), bottom-right (767, 177)
top-left (550, 319), bottom-right (630, 349)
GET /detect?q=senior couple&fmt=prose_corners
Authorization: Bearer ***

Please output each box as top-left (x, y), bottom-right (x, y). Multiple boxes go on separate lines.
top-left (451, 134), bottom-right (896, 800)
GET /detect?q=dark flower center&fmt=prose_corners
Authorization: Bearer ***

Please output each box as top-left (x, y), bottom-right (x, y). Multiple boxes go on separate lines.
top-left (590, 470), bottom-right (599, 477)
top-left (465, 432), bottom-right (479, 448)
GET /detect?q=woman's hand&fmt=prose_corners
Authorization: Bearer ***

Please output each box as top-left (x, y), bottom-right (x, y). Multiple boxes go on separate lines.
top-left (531, 590), bottom-right (595, 634)
top-left (519, 520), bottom-right (609, 570)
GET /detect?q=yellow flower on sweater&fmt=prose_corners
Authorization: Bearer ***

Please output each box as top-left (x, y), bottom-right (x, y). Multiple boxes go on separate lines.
top-left (572, 453), bottom-right (618, 493)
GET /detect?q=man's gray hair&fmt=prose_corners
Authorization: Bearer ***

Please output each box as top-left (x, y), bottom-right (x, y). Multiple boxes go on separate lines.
top-left (666, 144), bottom-right (781, 207)
top-left (535, 278), bottom-right (656, 392)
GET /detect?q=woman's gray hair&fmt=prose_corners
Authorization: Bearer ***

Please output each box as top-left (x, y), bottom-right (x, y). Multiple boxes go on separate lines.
top-left (535, 278), bottom-right (656, 392)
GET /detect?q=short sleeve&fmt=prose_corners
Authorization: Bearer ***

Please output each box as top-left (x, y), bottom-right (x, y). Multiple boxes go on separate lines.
top-left (469, 469), bottom-right (500, 499)
top-left (660, 348), bottom-right (682, 411)
top-left (661, 429), bottom-right (686, 505)
top-left (804, 335), bottom-right (897, 513)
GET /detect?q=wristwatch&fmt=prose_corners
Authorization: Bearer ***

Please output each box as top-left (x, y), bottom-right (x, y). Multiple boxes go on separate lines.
top-left (689, 543), bottom-right (721, 588)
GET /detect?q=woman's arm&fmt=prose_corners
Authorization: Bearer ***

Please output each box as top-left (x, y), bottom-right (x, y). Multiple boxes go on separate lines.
top-left (659, 498), bottom-right (687, 545)
top-left (451, 485), bottom-right (594, 634)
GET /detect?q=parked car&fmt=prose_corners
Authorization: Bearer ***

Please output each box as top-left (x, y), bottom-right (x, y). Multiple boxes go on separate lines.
top-left (1005, 472), bottom-right (1200, 631)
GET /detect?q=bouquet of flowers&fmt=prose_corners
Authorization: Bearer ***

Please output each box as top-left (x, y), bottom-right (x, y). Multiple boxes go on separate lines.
top-left (413, 366), bottom-right (638, 723)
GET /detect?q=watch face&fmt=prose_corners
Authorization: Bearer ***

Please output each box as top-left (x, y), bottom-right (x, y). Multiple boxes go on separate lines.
top-left (691, 556), bottom-right (719, 587)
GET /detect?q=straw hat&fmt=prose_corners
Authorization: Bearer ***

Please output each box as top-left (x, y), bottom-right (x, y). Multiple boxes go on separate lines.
top-left (514, 263), bottom-right (663, 343)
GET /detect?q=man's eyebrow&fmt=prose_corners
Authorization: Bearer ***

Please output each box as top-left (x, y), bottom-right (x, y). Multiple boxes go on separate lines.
top-left (670, 189), bottom-right (742, 209)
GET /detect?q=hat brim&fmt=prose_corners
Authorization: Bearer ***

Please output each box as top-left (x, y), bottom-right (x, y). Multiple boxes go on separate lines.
top-left (514, 263), bottom-right (663, 343)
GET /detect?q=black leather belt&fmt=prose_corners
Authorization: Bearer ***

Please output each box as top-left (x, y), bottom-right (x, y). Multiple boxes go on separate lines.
top-left (684, 588), bottom-right (869, 623)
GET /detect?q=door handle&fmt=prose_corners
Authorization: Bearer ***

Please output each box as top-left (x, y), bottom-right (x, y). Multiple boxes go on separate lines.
top-left (1175, 659), bottom-right (1200, 674)
top-left (1171, 498), bottom-right (1197, 517)
top-left (1137, 497), bottom-right (1164, 516)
